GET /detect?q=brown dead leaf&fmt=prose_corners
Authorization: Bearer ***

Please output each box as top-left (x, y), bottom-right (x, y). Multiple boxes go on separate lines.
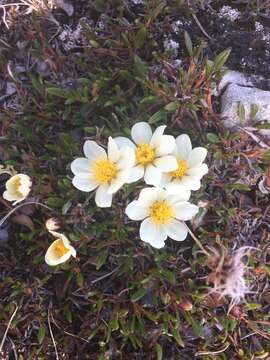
top-left (11, 214), bottom-right (34, 231)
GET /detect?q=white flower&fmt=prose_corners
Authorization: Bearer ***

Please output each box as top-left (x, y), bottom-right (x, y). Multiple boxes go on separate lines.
top-left (45, 231), bottom-right (76, 266)
top-left (3, 173), bottom-right (32, 205)
top-left (114, 122), bottom-right (177, 186)
top-left (161, 134), bottom-right (208, 192)
top-left (45, 218), bottom-right (61, 231)
top-left (125, 187), bottom-right (198, 249)
top-left (71, 137), bottom-right (135, 207)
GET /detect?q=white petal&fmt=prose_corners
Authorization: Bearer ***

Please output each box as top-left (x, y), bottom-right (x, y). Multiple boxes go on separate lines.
top-left (95, 185), bottom-right (113, 207)
top-left (3, 190), bottom-right (22, 202)
top-left (117, 146), bottom-right (135, 170)
top-left (114, 136), bottom-right (136, 150)
top-left (159, 173), bottom-right (172, 186)
top-left (150, 125), bottom-right (166, 147)
top-left (131, 122), bottom-right (152, 145)
top-left (187, 147), bottom-right (207, 167)
top-left (155, 135), bottom-right (176, 156)
top-left (174, 202), bottom-right (199, 221)
top-left (137, 187), bottom-right (160, 207)
top-left (126, 165), bottom-right (144, 184)
top-left (175, 134), bottom-right (192, 158)
top-left (154, 155), bottom-right (178, 172)
top-left (165, 181), bottom-right (189, 194)
top-left (167, 190), bottom-right (191, 204)
top-left (108, 170), bottom-right (130, 194)
top-left (125, 200), bottom-right (148, 220)
top-left (179, 175), bottom-right (201, 191)
top-left (70, 158), bottom-right (91, 178)
top-left (139, 218), bottom-right (167, 248)
top-left (165, 219), bottom-right (188, 241)
top-left (45, 238), bottom-right (75, 266)
top-left (187, 163), bottom-right (208, 177)
top-left (108, 137), bottom-right (120, 163)
top-left (83, 140), bottom-right (107, 160)
top-left (72, 176), bottom-right (98, 192)
top-left (144, 164), bottom-right (162, 186)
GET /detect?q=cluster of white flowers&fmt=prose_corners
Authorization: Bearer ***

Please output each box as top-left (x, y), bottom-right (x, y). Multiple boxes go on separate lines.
top-left (71, 122), bottom-right (208, 249)
top-left (218, 6), bottom-right (241, 22)
top-left (1, 122), bottom-right (208, 265)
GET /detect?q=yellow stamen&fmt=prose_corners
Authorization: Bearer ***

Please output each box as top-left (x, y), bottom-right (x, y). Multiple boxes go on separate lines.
top-left (14, 177), bottom-right (22, 192)
top-left (93, 159), bottom-right (117, 184)
top-left (54, 240), bottom-right (69, 257)
top-left (149, 200), bottom-right (174, 225)
top-left (136, 143), bottom-right (155, 166)
top-left (170, 158), bottom-right (188, 179)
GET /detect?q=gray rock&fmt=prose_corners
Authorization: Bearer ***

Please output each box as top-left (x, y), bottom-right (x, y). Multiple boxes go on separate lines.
top-left (219, 70), bottom-right (270, 132)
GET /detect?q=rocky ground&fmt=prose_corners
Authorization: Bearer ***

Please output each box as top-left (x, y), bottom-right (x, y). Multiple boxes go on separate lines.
top-left (0, 1), bottom-right (270, 359)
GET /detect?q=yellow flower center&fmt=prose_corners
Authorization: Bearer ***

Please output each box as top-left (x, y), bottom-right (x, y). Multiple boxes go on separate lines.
top-left (136, 143), bottom-right (155, 166)
top-left (149, 200), bottom-right (174, 225)
top-left (93, 159), bottom-right (117, 184)
top-left (170, 159), bottom-right (188, 179)
top-left (14, 177), bottom-right (22, 193)
top-left (55, 240), bottom-right (69, 257)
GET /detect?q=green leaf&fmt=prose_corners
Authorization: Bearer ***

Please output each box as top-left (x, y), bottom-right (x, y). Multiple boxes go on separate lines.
top-left (184, 31), bottom-right (193, 57)
top-left (237, 102), bottom-right (246, 123)
top-left (46, 87), bottom-right (69, 98)
top-left (134, 55), bottom-right (148, 77)
top-left (164, 101), bottom-right (179, 112)
top-left (62, 200), bottom-right (72, 215)
top-left (207, 133), bottom-right (220, 144)
top-left (213, 48), bottom-right (231, 71)
top-left (131, 288), bottom-right (147, 302)
top-left (37, 324), bottom-right (46, 344)
top-left (96, 249), bottom-right (108, 270)
top-left (148, 109), bottom-right (167, 124)
top-left (250, 103), bottom-right (259, 120)
top-left (156, 343), bottom-right (163, 360)
top-left (134, 27), bottom-right (147, 48)
top-left (245, 303), bottom-right (262, 311)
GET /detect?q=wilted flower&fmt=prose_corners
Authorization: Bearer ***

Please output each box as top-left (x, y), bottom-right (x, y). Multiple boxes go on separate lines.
top-left (3, 174), bottom-right (32, 205)
top-left (71, 137), bottom-right (135, 207)
top-left (161, 134), bottom-right (208, 192)
top-left (125, 187), bottom-right (198, 248)
top-left (207, 246), bottom-right (252, 312)
top-left (45, 231), bottom-right (76, 266)
top-left (45, 218), bottom-right (61, 231)
top-left (114, 122), bottom-right (177, 186)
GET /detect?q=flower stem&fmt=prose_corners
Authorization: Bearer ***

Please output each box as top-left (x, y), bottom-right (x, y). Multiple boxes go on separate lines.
top-left (0, 201), bottom-right (54, 227)
top-left (185, 224), bottom-right (210, 257)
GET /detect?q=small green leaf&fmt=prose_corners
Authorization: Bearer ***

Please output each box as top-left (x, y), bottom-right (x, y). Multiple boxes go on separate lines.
top-left (37, 324), bottom-right (46, 344)
top-left (184, 31), bottom-right (193, 57)
top-left (164, 101), bottom-right (179, 112)
top-left (96, 249), bottom-right (108, 270)
top-left (134, 27), bottom-right (147, 48)
top-left (237, 102), bottom-right (246, 123)
top-left (156, 343), bottom-right (163, 360)
top-left (250, 103), bottom-right (259, 120)
top-left (207, 133), bottom-right (220, 143)
top-left (245, 303), bottom-right (262, 311)
top-left (148, 109), bottom-right (167, 124)
top-left (131, 288), bottom-right (147, 302)
top-left (213, 48), bottom-right (231, 71)
top-left (134, 55), bottom-right (148, 77)
top-left (46, 87), bottom-right (69, 98)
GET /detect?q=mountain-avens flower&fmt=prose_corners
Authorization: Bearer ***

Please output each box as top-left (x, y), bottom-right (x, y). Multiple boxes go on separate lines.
top-left (3, 173), bottom-right (32, 205)
top-left (161, 134), bottom-right (208, 192)
top-left (71, 137), bottom-right (135, 207)
top-left (45, 231), bottom-right (76, 266)
top-left (114, 122), bottom-right (177, 186)
top-left (125, 187), bottom-right (198, 248)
